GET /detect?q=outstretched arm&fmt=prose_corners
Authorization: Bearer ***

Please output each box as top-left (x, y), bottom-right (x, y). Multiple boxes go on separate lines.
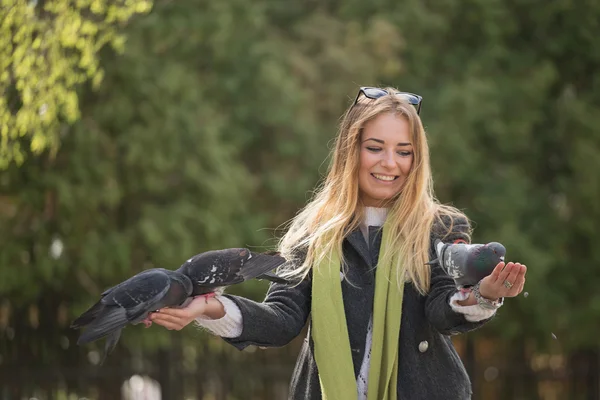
top-left (425, 215), bottom-right (491, 334)
top-left (150, 277), bottom-right (312, 349)
top-left (221, 277), bottom-right (311, 350)
top-left (425, 214), bottom-right (527, 334)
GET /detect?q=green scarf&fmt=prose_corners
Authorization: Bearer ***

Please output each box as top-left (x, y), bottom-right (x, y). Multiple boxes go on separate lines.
top-left (312, 222), bottom-right (405, 400)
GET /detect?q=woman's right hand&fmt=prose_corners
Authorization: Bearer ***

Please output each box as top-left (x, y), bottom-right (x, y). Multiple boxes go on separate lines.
top-left (150, 296), bottom-right (225, 331)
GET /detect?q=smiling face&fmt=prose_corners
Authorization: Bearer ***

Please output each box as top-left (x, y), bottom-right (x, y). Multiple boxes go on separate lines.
top-left (358, 112), bottom-right (413, 207)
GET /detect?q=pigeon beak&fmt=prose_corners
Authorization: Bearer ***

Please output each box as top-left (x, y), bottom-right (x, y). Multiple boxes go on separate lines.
top-left (499, 256), bottom-right (505, 262)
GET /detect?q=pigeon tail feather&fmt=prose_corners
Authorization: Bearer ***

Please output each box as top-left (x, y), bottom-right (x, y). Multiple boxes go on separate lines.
top-left (256, 271), bottom-right (290, 284)
top-left (77, 308), bottom-right (128, 345)
top-left (425, 240), bottom-right (447, 266)
top-left (99, 329), bottom-right (122, 366)
top-left (240, 253), bottom-right (287, 281)
top-left (71, 301), bottom-right (104, 329)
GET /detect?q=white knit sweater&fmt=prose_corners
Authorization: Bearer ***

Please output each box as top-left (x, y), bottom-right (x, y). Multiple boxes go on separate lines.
top-left (195, 207), bottom-right (499, 399)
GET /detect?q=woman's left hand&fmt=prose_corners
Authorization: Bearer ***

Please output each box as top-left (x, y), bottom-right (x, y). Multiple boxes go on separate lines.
top-left (479, 262), bottom-right (527, 300)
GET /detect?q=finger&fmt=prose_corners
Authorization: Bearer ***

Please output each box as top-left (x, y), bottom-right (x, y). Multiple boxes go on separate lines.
top-left (503, 271), bottom-right (521, 296)
top-left (517, 277), bottom-right (526, 294)
top-left (151, 319), bottom-right (180, 331)
top-left (515, 264), bottom-right (527, 283)
top-left (152, 312), bottom-right (193, 330)
top-left (156, 307), bottom-right (190, 319)
top-left (509, 265), bottom-right (527, 294)
top-left (497, 262), bottom-right (515, 284)
top-left (516, 263), bottom-right (527, 285)
top-left (151, 312), bottom-right (185, 325)
top-left (505, 264), bottom-right (520, 285)
top-left (519, 264), bottom-right (527, 276)
top-left (489, 262), bottom-right (505, 282)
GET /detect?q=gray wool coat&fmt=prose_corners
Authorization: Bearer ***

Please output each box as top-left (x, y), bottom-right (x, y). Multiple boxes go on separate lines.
top-left (223, 216), bottom-right (493, 399)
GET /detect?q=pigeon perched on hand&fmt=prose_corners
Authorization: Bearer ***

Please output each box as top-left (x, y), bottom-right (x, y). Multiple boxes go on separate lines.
top-left (71, 268), bottom-right (193, 364)
top-left (72, 248), bottom-right (288, 363)
top-left (175, 248), bottom-right (288, 299)
top-left (427, 239), bottom-right (506, 289)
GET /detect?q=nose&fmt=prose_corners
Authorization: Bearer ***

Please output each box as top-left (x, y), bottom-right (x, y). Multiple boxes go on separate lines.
top-left (380, 150), bottom-right (395, 169)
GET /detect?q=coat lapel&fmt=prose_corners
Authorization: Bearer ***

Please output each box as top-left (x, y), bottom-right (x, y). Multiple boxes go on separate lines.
top-left (345, 229), bottom-right (372, 267)
top-left (369, 226), bottom-right (383, 266)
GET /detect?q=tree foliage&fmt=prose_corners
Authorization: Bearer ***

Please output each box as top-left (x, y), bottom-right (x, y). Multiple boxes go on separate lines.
top-left (1, 0), bottom-right (600, 398)
top-left (0, 0), bottom-right (151, 168)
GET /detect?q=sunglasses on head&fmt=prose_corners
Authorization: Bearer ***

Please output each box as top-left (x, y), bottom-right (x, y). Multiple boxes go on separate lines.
top-left (353, 87), bottom-right (423, 114)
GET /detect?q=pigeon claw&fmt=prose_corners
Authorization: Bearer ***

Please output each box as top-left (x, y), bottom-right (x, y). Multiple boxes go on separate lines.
top-left (458, 287), bottom-right (471, 295)
top-left (195, 292), bottom-right (217, 304)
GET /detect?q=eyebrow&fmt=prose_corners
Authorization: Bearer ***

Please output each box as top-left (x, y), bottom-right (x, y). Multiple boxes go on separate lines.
top-left (363, 138), bottom-right (412, 146)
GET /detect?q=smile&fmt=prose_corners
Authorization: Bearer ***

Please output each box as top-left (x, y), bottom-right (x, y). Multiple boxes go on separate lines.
top-left (371, 173), bottom-right (398, 182)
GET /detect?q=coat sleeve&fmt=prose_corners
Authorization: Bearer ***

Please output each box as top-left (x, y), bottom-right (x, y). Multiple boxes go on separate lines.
top-left (222, 269), bottom-right (312, 350)
top-left (424, 214), bottom-right (495, 335)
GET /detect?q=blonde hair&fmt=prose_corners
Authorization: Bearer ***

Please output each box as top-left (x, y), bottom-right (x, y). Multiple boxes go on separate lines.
top-left (278, 87), bottom-right (468, 294)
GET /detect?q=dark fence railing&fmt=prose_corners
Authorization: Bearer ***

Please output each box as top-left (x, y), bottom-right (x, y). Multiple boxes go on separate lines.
top-left (2, 325), bottom-right (599, 400)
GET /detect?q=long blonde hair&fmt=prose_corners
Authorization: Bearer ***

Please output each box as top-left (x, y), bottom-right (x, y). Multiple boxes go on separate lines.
top-left (278, 88), bottom-right (468, 294)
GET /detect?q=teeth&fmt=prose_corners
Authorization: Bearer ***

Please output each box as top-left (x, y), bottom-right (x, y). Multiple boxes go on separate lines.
top-left (373, 174), bottom-right (396, 181)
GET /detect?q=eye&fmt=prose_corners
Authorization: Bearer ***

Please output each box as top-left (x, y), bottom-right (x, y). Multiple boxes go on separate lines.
top-left (397, 151), bottom-right (413, 157)
top-left (366, 147), bottom-right (382, 152)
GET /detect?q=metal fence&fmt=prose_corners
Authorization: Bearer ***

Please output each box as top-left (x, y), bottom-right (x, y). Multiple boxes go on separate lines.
top-left (2, 321), bottom-right (599, 399)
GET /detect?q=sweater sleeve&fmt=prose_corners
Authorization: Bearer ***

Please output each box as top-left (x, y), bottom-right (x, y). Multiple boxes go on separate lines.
top-left (194, 295), bottom-right (243, 338)
top-left (448, 291), bottom-right (503, 322)
top-left (424, 214), bottom-right (496, 334)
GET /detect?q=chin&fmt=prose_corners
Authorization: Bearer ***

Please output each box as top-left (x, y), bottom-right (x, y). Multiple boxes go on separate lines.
top-left (364, 195), bottom-right (397, 207)
top-left (380, 193), bottom-right (403, 205)
top-left (377, 190), bottom-right (402, 200)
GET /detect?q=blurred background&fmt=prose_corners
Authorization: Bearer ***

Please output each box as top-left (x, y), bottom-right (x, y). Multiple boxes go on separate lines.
top-left (1, 0), bottom-right (600, 399)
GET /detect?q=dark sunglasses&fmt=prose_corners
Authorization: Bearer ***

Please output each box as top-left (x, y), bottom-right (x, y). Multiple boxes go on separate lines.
top-left (353, 87), bottom-right (423, 114)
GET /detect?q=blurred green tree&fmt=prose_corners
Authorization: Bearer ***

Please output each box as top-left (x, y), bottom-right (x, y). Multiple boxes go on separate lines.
top-left (0, 0), bottom-right (152, 168)
top-left (2, 0), bottom-right (600, 398)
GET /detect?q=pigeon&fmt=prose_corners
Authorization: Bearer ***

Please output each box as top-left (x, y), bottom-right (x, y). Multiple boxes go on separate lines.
top-left (71, 268), bottom-right (193, 364)
top-left (72, 248), bottom-right (288, 363)
top-left (427, 239), bottom-right (506, 289)
top-left (175, 248), bottom-right (288, 298)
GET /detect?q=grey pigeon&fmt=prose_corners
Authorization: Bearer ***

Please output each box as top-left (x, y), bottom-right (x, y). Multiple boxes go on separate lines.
top-left (71, 268), bottom-right (193, 364)
top-left (176, 248), bottom-right (288, 297)
top-left (427, 239), bottom-right (506, 288)
top-left (72, 248), bottom-right (288, 363)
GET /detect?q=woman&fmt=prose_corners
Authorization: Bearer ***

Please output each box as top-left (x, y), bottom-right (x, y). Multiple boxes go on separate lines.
top-left (150, 87), bottom-right (527, 399)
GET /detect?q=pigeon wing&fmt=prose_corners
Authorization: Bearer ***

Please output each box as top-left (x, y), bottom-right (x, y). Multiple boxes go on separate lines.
top-left (443, 244), bottom-right (475, 279)
top-left (448, 244), bottom-right (484, 287)
top-left (71, 269), bottom-right (159, 329)
top-left (77, 269), bottom-right (173, 344)
top-left (106, 269), bottom-right (187, 322)
top-left (240, 251), bottom-right (287, 281)
top-left (183, 249), bottom-right (287, 288)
